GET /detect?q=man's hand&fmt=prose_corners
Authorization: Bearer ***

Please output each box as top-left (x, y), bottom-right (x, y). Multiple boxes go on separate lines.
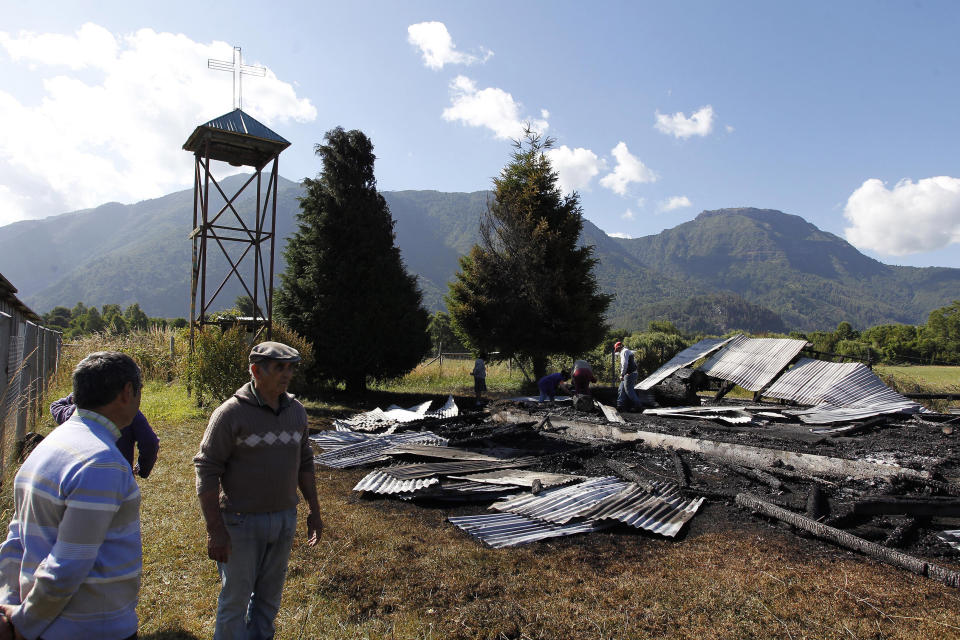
top-left (306, 512), bottom-right (322, 546)
top-left (0, 604), bottom-right (23, 640)
top-left (207, 526), bottom-right (231, 563)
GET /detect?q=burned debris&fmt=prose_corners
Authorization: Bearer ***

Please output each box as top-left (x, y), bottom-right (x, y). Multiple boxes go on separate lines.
top-left (311, 337), bottom-right (959, 588)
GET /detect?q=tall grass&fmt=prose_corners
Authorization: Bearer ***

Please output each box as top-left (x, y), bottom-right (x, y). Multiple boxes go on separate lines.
top-left (372, 356), bottom-right (530, 395)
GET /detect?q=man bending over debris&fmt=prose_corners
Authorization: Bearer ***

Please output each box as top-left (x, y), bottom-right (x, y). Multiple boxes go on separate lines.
top-left (615, 341), bottom-right (643, 412)
top-left (194, 341), bottom-right (321, 640)
top-left (538, 370), bottom-right (571, 402)
top-left (572, 359), bottom-right (597, 395)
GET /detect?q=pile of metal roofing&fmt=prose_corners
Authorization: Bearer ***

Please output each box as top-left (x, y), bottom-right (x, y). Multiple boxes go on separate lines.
top-left (448, 477), bottom-right (704, 548)
top-left (763, 358), bottom-right (923, 423)
top-left (638, 334), bottom-right (923, 424)
top-left (352, 456), bottom-right (541, 496)
top-left (332, 395), bottom-right (459, 432)
top-left (311, 430), bottom-right (448, 469)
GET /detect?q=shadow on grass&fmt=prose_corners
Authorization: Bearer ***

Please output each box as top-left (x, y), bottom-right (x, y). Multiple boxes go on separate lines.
top-left (140, 631), bottom-right (203, 640)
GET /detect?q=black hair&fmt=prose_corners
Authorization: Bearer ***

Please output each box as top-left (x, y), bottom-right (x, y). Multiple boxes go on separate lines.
top-left (561, 369), bottom-right (570, 380)
top-left (72, 351), bottom-right (142, 410)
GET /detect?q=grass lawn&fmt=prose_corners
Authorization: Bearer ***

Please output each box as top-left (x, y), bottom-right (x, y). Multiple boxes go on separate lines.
top-left (876, 365), bottom-right (960, 391)
top-left (5, 367), bottom-right (960, 638)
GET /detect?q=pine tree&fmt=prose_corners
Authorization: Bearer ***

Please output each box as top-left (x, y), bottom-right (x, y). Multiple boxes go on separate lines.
top-left (447, 129), bottom-right (612, 379)
top-left (276, 127), bottom-right (430, 392)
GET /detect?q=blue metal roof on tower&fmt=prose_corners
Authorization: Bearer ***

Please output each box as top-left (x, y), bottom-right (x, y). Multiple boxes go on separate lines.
top-left (183, 108), bottom-right (290, 168)
top-left (200, 109), bottom-right (290, 144)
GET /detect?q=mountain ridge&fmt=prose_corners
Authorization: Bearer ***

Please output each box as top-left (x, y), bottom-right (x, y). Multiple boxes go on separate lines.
top-left (2, 181), bottom-right (957, 333)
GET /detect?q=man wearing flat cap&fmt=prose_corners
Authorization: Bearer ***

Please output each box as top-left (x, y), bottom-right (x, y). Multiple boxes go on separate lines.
top-left (194, 341), bottom-right (321, 640)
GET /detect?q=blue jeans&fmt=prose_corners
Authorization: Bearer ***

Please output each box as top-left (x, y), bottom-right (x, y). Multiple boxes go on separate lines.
top-left (214, 508), bottom-right (297, 640)
top-left (618, 371), bottom-right (641, 410)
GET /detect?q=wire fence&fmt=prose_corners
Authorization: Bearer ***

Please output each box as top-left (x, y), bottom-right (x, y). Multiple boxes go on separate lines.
top-left (0, 309), bottom-right (62, 483)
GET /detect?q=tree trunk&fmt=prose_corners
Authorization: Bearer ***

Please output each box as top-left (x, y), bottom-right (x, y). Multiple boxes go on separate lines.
top-left (532, 355), bottom-right (548, 381)
top-left (345, 373), bottom-right (366, 395)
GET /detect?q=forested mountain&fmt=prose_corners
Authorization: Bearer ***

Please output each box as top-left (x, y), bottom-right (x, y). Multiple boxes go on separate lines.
top-left (1, 181), bottom-right (957, 333)
top-left (612, 208), bottom-right (960, 330)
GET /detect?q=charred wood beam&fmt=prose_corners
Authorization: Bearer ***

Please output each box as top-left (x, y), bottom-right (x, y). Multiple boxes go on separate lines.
top-left (726, 463), bottom-right (783, 490)
top-left (891, 474), bottom-right (960, 497)
top-left (736, 492), bottom-right (960, 589)
top-left (883, 518), bottom-right (926, 549)
top-left (602, 459), bottom-right (654, 492)
top-left (672, 451), bottom-right (690, 487)
top-left (764, 466), bottom-right (837, 487)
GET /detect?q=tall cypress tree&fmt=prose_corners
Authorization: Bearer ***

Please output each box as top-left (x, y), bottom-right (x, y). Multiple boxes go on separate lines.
top-left (276, 127), bottom-right (430, 392)
top-left (447, 129), bottom-right (612, 379)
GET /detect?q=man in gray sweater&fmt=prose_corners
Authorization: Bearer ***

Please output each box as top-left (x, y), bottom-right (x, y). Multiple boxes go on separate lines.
top-left (194, 342), bottom-right (321, 640)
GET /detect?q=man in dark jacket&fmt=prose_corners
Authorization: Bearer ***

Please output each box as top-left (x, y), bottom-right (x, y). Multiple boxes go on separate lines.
top-left (50, 393), bottom-right (160, 478)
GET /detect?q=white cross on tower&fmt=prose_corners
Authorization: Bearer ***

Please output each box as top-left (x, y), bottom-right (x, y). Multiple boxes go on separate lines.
top-left (208, 46), bottom-right (266, 111)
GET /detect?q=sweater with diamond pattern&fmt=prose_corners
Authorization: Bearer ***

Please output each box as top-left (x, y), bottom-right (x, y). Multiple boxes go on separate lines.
top-left (194, 382), bottom-right (312, 513)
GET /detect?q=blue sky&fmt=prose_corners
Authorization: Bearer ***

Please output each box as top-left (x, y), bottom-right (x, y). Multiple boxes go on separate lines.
top-left (2, 1), bottom-right (959, 267)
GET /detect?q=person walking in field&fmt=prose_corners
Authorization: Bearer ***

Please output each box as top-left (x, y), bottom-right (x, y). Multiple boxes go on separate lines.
top-left (194, 341), bottom-right (321, 640)
top-left (0, 352), bottom-right (144, 640)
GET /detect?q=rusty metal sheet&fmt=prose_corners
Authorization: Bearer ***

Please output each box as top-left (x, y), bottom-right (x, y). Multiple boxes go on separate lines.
top-left (448, 513), bottom-right (610, 548)
top-left (448, 470), bottom-right (585, 488)
top-left (698, 335), bottom-right (807, 392)
top-left (764, 358), bottom-right (923, 424)
top-left (379, 457), bottom-right (539, 480)
top-left (637, 337), bottom-right (736, 390)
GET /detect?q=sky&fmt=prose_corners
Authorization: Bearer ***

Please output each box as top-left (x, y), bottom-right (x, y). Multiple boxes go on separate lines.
top-left (1, 1), bottom-right (959, 267)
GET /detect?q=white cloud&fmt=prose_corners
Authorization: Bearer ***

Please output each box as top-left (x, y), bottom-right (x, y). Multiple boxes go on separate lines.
top-left (636, 197), bottom-right (646, 208)
top-left (654, 105), bottom-right (714, 139)
top-left (0, 24), bottom-right (316, 224)
top-left (725, 124), bottom-right (735, 133)
top-left (608, 232), bottom-right (632, 239)
top-left (659, 195), bottom-right (692, 212)
top-left (546, 145), bottom-right (602, 195)
top-left (621, 209), bottom-right (635, 220)
top-left (843, 177), bottom-right (960, 255)
top-left (599, 142), bottom-right (656, 195)
top-left (407, 22), bottom-right (491, 70)
top-left (442, 75), bottom-right (548, 140)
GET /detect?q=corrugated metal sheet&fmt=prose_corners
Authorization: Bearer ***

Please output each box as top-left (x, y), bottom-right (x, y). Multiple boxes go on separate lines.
top-left (313, 431), bottom-right (448, 469)
top-left (308, 430), bottom-right (371, 450)
top-left (449, 470), bottom-right (585, 489)
top-left (491, 476), bottom-right (627, 524)
top-left (333, 396), bottom-right (458, 432)
top-left (764, 358), bottom-right (923, 424)
top-left (644, 406), bottom-right (756, 424)
top-left (637, 337), bottom-right (736, 390)
top-left (426, 395), bottom-right (459, 419)
top-left (448, 513), bottom-right (610, 548)
top-left (201, 109), bottom-right (290, 143)
top-left (383, 444), bottom-right (505, 461)
top-left (698, 335), bottom-right (808, 392)
top-left (937, 530), bottom-right (960, 552)
top-left (576, 481), bottom-right (705, 538)
top-left (379, 457), bottom-right (539, 480)
top-left (353, 471), bottom-right (439, 495)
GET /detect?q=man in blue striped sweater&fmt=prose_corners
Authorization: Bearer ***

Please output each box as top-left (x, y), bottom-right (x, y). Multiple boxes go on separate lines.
top-left (0, 351), bottom-right (143, 640)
